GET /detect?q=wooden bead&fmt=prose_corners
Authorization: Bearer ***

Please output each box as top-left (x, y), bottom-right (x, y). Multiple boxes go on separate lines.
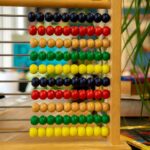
top-left (64, 39), bottom-right (72, 48)
top-left (48, 103), bottom-right (56, 112)
top-left (102, 38), bottom-right (110, 48)
top-left (71, 102), bottom-right (79, 112)
top-left (80, 39), bottom-right (87, 48)
top-left (56, 38), bottom-right (64, 48)
top-left (79, 102), bottom-right (87, 112)
top-left (56, 102), bottom-right (64, 112)
top-left (32, 103), bottom-right (40, 112)
top-left (95, 39), bottom-right (102, 48)
top-left (87, 39), bottom-right (95, 48)
top-left (64, 102), bottom-right (71, 112)
top-left (30, 38), bottom-right (38, 48)
top-left (95, 102), bottom-right (102, 112)
top-left (48, 38), bottom-right (56, 47)
top-left (40, 103), bottom-right (48, 112)
top-left (39, 38), bottom-right (47, 48)
top-left (102, 102), bottom-right (110, 112)
top-left (87, 102), bottom-right (95, 112)
top-left (72, 39), bottom-right (79, 48)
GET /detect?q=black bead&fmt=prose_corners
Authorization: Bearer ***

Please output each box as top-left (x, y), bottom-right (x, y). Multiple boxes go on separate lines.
top-left (28, 12), bottom-right (36, 22)
top-left (79, 77), bottom-right (87, 88)
top-left (64, 78), bottom-right (71, 86)
top-left (45, 12), bottom-right (53, 22)
top-left (36, 12), bottom-right (44, 22)
top-left (102, 13), bottom-right (110, 23)
top-left (40, 77), bottom-right (48, 87)
top-left (53, 12), bottom-right (62, 22)
top-left (78, 13), bottom-right (87, 23)
top-left (70, 12), bottom-right (78, 22)
top-left (86, 13), bottom-right (94, 22)
top-left (47, 78), bottom-right (56, 86)
top-left (94, 77), bottom-right (102, 86)
top-left (72, 77), bottom-right (79, 86)
top-left (62, 13), bottom-right (70, 22)
top-left (31, 77), bottom-right (40, 87)
top-left (94, 13), bottom-right (102, 23)
top-left (56, 77), bottom-right (64, 86)
top-left (87, 77), bottom-right (94, 87)
top-left (103, 77), bottom-right (110, 86)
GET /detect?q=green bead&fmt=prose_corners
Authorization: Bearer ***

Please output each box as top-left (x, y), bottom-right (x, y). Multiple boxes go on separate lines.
top-left (79, 115), bottom-right (86, 124)
top-left (87, 51), bottom-right (94, 61)
top-left (55, 51), bottom-right (63, 61)
top-left (94, 114), bottom-right (102, 124)
top-left (30, 115), bottom-right (39, 125)
top-left (55, 115), bottom-right (63, 125)
top-left (38, 51), bottom-right (47, 61)
top-left (63, 115), bottom-right (71, 125)
top-left (86, 114), bottom-right (94, 124)
top-left (71, 51), bottom-right (78, 61)
top-left (47, 51), bottom-right (55, 60)
top-left (79, 51), bottom-right (86, 61)
top-left (103, 51), bottom-right (110, 61)
top-left (102, 114), bottom-right (110, 123)
top-left (30, 51), bottom-right (38, 61)
top-left (47, 115), bottom-right (55, 125)
top-left (39, 115), bottom-right (47, 125)
top-left (63, 51), bottom-right (71, 61)
top-left (71, 115), bottom-right (79, 125)
top-left (94, 52), bottom-right (103, 61)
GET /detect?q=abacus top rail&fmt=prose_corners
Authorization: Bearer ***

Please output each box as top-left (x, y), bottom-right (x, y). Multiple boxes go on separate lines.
top-left (0, 0), bottom-right (111, 9)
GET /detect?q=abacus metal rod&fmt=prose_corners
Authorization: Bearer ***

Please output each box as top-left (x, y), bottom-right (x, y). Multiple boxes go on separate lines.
top-left (0, 80), bottom-right (30, 83)
top-left (0, 28), bottom-right (27, 31)
top-left (0, 130), bottom-right (28, 133)
top-left (0, 67), bottom-right (29, 70)
top-left (0, 119), bottom-right (29, 121)
top-left (0, 41), bottom-right (29, 43)
top-left (0, 54), bottom-right (29, 56)
top-left (0, 106), bottom-right (31, 108)
top-left (0, 93), bottom-right (30, 95)
top-left (0, 14), bottom-right (27, 17)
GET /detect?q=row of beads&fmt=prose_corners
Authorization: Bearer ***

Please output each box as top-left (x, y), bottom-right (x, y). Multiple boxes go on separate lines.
top-left (30, 51), bottom-right (110, 61)
top-left (31, 77), bottom-right (110, 88)
top-left (28, 12), bottom-right (110, 23)
top-left (32, 102), bottom-right (110, 112)
top-left (29, 25), bottom-right (111, 36)
top-left (30, 114), bottom-right (110, 125)
top-left (30, 38), bottom-right (110, 48)
top-left (31, 89), bottom-right (110, 100)
top-left (29, 64), bottom-right (110, 75)
top-left (29, 126), bottom-right (109, 137)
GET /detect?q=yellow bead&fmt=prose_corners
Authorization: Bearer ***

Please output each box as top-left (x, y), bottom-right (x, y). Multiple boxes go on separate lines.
top-left (62, 127), bottom-right (70, 137)
top-left (71, 64), bottom-right (79, 75)
top-left (101, 126), bottom-right (109, 137)
top-left (102, 65), bottom-right (110, 74)
top-left (95, 39), bottom-right (102, 48)
top-left (64, 39), bottom-right (72, 48)
top-left (63, 64), bottom-right (71, 74)
top-left (29, 127), bottom-right (37, 137)
top-left (55, 64), bottom-right (63, 75)
top-left (39, 64), bottom-right (47, 74)
top-left (79, 64), bottom-right (87, 74)
top-left (72, 39), bottom-right (79, 49)
top-left (30, 38), bottom-right (39, 48)
top-left (70, 127), bottom-right (77, 136)
top-left (47, 65), bottom-right (55, 74)
top-left (46, 127), bottom-right (54, 137)
top-left (80, 39), bottom-right (87, 48)
top-left (78, 127), bottom-right (85, 137)
top-left (38, 127), bottom-right (45, 137)
top-left (48, 38), bottom-right (56, 48)
top-left (87, 64), bottom-right (94, 74)
top-left (87, 39), bottom-right (95, 48)
top-left (54, 127), bottom-right (62, 137)
top-left (39, 38), bottom-right (47, 48)
top-left (102, 39), bottom-right (110, 48)
top-left (86, 126), bottom-right (93, 136)
top-left (94, 65), bottom-right (102, 74)
top-left (56, 38), bottom-right (64, 48)
top-left (29, 64), bottom-right (38, 74)
top-left (93, 126), bottom-right (101, 136)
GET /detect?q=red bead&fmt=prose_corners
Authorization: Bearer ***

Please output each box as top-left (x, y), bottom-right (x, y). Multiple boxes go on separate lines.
top-left (79, 26), bottom-right (87, 36)
top-left (29, 25), bottom-right (37, 35)
top-left (95, 26), bottom-right (103, 36)
top-left (102, 89), bottom-right (110, 99)
top-left (46, 26), bottom-right (55, 35)
top-left (63, 26), bottom-right (71, 36)
top-left (63, 90), bottom-right (71, 99)
top-left (86, 90), bottom-right (94, 99)
top-left (71, 26), bottom-right (79, 36)
top-left (37, 26), bottom-right (45, 36)
top-left (72, 90), bottom-right (79, 100)
top-left (79, 90), bottom-right (86, 100)
top-left (103, 26), bottom-right (111, 36)
top-left (55, 26), bottom-right (63, 36)
top-left (55, 90), bottom-right (63, 99)
top-left (40, 90), bottom-right (47, 100)
top-left (87, 26), bottom-right (95, 36)
top-left (94, 90), bottom-right (102, 99)
top-left (47, 90), bottom-right (55, 99)
top-left (31, 90), bottom-right (39, 100)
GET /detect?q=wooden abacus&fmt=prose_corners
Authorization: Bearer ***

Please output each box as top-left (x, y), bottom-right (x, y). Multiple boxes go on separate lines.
top-left (0, 0), bottom-right (131, 149)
